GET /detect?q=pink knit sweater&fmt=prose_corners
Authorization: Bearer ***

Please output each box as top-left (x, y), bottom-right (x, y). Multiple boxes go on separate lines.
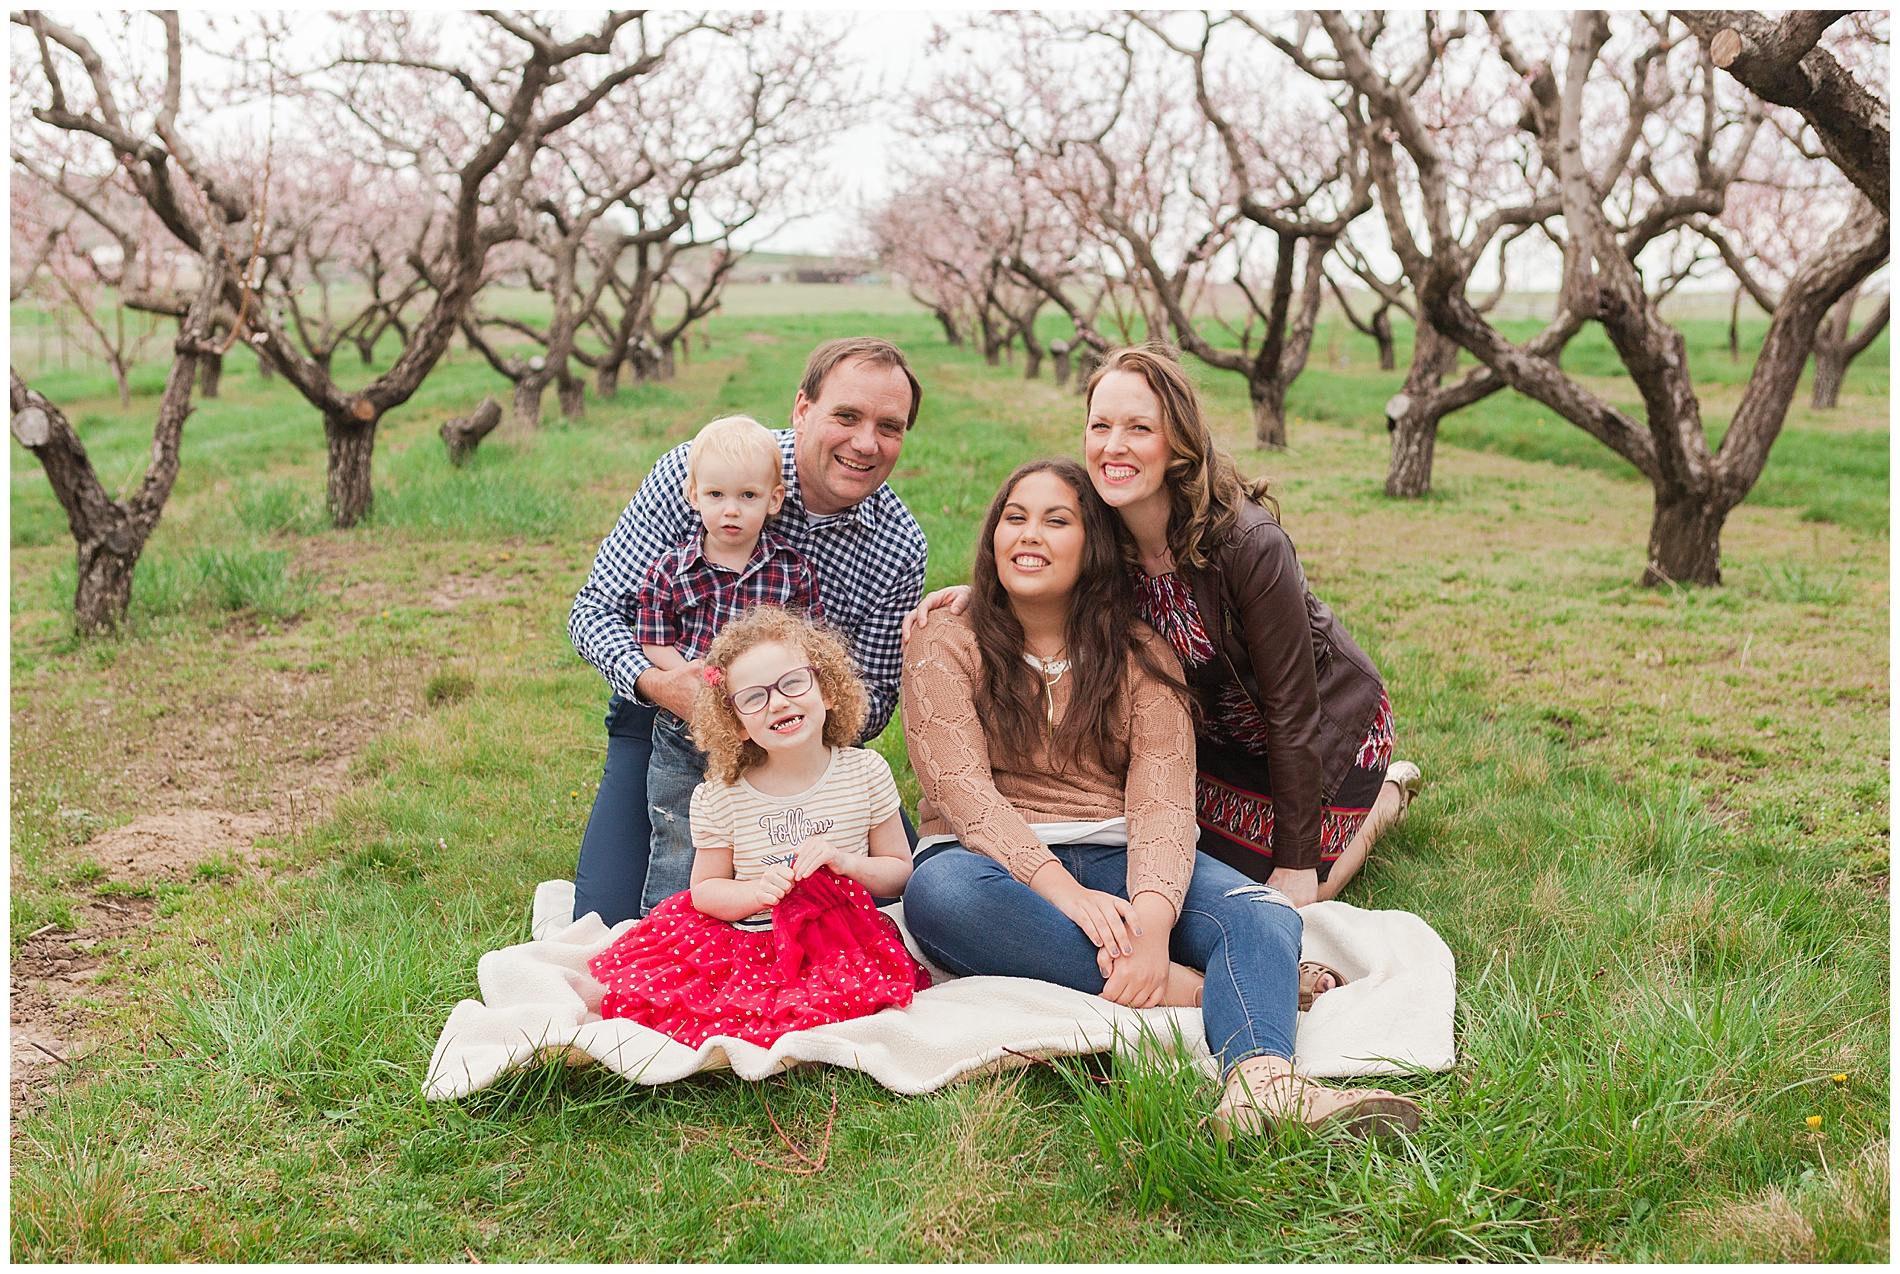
top-left (900, 612), bottom-right (1197, 918)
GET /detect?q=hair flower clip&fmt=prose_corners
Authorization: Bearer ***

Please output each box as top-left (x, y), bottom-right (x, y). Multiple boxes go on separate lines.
top-left (702, 667), bottom-right (724, 687)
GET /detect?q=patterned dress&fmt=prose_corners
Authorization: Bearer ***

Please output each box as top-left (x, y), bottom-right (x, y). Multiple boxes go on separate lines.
top-left (1132, 570), bottom-right (1394, 878)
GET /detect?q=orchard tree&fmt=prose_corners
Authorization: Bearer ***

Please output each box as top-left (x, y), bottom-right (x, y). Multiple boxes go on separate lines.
top-left (576, 20), bottom-right (854, 400)
top-left (13, 10), bottom-right (723, 527)
top-left (1266, 13), bottom-right (1576, 497)
top-left (1319, 10), bottom-right (1887, 585)
top-left (9, 248), bottom-right (225, 632)
top-left (9, 161), bottom-right (197, 403)
top-left (1698, 169), bottom-right (1889, 411)
top-left (1126, 13), bottom-right (1377, 448)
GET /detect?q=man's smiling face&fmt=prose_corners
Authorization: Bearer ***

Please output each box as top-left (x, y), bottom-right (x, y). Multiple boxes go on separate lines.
top-left (790, 356), bottom-right (913, 515)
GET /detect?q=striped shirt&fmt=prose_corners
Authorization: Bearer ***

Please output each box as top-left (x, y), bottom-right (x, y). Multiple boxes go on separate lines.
top-left (569, 428), bottom-right (928, 739)
top-left (691, 746), bottom-right (901, 890)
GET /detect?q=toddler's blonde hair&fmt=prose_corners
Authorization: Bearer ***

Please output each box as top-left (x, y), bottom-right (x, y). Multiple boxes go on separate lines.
top-left (684, 415), bottom-right (782, 495)
top-left (690, 605), bottom-right (868, 785)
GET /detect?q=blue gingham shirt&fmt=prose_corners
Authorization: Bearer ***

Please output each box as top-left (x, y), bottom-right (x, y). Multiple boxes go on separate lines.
top-left (569, 429), bottom-right (928, 740)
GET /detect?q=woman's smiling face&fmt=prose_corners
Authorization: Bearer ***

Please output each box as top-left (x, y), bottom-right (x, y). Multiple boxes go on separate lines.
top-left (993, 469), bottom-right (1087, 607)
top-left (1084, 368), bottom-right (1172, 514)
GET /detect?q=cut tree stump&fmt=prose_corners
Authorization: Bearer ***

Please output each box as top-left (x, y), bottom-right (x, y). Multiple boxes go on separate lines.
top-left (440, 397), bottom-right (504, 467)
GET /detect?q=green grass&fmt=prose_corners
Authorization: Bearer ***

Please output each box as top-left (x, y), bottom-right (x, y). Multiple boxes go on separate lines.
top-left (9, 300), bottom-right (1888, 1260)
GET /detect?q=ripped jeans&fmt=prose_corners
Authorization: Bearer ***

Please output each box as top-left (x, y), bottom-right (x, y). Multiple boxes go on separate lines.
top-left (902, 842), bottom-right (1302, 1074)
top-left (642, 710), bottom-right (709, 915)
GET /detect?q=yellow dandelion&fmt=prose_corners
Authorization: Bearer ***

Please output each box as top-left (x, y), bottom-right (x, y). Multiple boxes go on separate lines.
top-left (1832, 1074), bottom-right (1848, 1084)
top-left (1806, 1115), bottom-right (1823, 1128)
top-left (381, 610), bottom-right (390, 618)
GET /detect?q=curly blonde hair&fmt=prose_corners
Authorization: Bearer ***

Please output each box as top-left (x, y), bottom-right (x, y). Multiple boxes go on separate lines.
top-left (689, 606), bottom-right (869, 785)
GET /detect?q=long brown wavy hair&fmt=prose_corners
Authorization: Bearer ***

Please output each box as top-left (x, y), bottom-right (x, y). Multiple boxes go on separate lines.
top-left (689, 606), bottom-right (869, 785)
top-left (967, 457), bottom-right (1186, 774)
top-left (1083, 343), bottom-right (1278, 570)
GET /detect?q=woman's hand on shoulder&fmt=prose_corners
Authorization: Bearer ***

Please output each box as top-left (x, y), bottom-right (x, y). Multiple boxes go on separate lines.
top-left (901, 585), bottom-right (971, 653)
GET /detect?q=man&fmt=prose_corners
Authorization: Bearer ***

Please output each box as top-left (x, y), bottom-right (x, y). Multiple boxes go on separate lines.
top-left (568, 337), bottom-right (929, 925)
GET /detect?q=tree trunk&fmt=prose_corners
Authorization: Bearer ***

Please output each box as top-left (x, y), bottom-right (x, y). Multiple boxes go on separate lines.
top-left (1024, 347), bottom-right (1043, 380)
top-left (324, 411), bottom-right (379, 528)
top-left (660, 344), bottom-right (676, 380)
top-left (1250, 378), bottom-right (1288, 450)
top-left (1383, 398), bottom-right (1439, 498)
top-left (1643, 486), bottom-right (1729, 587)
top-left (254, 346), bottom-right (274, 380)
top-left (198, 351), bottom-right (223, 399)
top-left (72, 534), bottom-right (142, 633)
top-left (1383, 317), bottom-right (1463, 498)
top-left (1372, 308), bottom-right (1396, 371)
top-left (558, 373), bottom-right (586, 420)
top-left (355, 338), bottom-right (377, 366)
top-left (595, 359), bottom-right (621, 400)
top-left (1051, 345), bottom-right (1072, 386)
top-left (1810, 343), bottom-right (1847, 409)
top-left (511, 375), bottom-right (546, 431)
top-left (934, 308), bottom-right (963, 347)
top-left (1073, 346), bottom-right (1101, 395)
top-left (441, 396), bottom-right (504, 466)
top-left (1728, 287), bottom-right (1743, 363)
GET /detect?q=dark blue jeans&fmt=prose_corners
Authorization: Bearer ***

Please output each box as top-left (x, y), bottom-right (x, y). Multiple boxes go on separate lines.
top-left (902, 843), bottom-right (1302, 1075)
top-left (574, 695), bottom-right (658, 927)
top-left (573, 694), bottom-right (919, 927)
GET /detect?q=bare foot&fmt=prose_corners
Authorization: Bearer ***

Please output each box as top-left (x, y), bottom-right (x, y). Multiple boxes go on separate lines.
top-left (1162, 962), bottom-right (1204, 1008)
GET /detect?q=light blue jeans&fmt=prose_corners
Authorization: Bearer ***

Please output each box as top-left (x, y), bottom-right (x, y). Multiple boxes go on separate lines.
top-left (641, 710), bottom-right (707, 915)
top-left (902, 842), bottom-right (1303, 1074)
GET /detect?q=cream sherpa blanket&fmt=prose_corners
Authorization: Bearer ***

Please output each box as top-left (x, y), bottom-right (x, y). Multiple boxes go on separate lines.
top-left (424, 881), bottom-right (1455, 1100)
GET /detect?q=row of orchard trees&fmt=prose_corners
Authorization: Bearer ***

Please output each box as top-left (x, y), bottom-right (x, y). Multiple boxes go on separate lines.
top-left (867, 11), bottom-right (1889, 587)
top-left (10, 11), bottom-right (854, 631)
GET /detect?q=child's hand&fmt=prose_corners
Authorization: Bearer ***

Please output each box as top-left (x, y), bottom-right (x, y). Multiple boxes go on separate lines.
top-left (791, 836), bottom-right (850, 882)
top-left (754, 862), bottom-right (796, 910)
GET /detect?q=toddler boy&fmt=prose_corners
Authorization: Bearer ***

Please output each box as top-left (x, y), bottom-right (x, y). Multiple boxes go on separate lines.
top-left (632, 415), bottom-right (822, 911)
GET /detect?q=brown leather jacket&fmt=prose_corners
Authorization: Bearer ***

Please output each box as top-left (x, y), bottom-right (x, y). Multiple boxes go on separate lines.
top-left (1180, 499), bottom-right (1386, 871)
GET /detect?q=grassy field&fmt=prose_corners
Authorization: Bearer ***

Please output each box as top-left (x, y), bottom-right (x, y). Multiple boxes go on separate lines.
top-left (8, 294), bottom-right (1888, 1261)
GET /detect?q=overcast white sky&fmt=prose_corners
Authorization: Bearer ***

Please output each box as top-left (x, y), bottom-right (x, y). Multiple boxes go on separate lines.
top-left (751, 9), bottom-right (942, 256)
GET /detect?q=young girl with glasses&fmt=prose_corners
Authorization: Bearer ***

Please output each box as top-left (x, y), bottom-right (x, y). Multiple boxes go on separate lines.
top-left (589, 605), bottom-right (927, 1047)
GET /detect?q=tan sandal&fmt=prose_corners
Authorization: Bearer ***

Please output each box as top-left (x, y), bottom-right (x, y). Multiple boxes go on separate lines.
top-left (1386, 760), bottom-right (1422, 820)
top-left (1211, 1071), bottom-right (1420, 1142)
top-left (1298, 961), bottom-right (1347, 1011)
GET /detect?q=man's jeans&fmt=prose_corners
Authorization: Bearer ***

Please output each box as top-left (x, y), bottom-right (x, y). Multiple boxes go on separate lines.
top-left (573, 695), bottom-right (658, 927)
top-left (573, 694), bottom-right (919, 927)
top-left (902, 842), bottom-right (1303, 1075)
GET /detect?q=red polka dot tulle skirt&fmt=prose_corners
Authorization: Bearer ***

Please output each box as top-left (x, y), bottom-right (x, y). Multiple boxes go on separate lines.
top-left (588, 868), bottom-right (931, 1049)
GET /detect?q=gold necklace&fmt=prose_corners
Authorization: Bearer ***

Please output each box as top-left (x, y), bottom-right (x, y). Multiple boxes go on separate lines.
top-left (1027, 650), bottom-right (1070, 735)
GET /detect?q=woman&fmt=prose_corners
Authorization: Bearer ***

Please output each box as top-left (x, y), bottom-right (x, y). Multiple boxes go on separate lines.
top-left (911, 346), bottom-right (1418, 909)
top-left (901, 457), bottom-right (1419, 1137)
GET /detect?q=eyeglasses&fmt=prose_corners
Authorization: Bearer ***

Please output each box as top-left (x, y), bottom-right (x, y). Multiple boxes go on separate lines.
top-left (724, 665), bottom-right (819, 715)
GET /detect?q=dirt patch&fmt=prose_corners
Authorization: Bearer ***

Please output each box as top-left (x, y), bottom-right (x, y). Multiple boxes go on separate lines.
top-left (85, 809), bottom-right (278, 882)
top-left (11, 895), bottom-right (158, 1119)
top-left (12, 806), bottom-right (274, 1117)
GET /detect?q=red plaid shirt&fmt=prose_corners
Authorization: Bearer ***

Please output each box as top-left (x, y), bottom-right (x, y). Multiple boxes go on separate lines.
top-left (633, 528), bottom-right (822, 661)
